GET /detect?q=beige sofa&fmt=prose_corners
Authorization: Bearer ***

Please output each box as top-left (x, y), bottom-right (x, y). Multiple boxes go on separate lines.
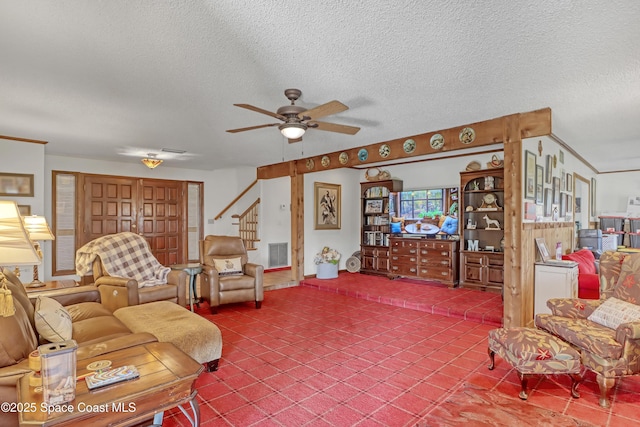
top-left (0, 268), bottom-right (158, 426)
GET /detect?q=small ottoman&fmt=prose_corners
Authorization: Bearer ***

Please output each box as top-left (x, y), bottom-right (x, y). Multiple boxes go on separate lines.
top-left (488, 327), bottom-right (582, 400)
top-left (114, 301), bottom-right (222, 372)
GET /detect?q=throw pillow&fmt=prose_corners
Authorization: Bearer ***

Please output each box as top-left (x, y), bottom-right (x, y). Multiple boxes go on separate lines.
top-left (213, 257), bottom-right (243, 276)
top-left (390, 222), bottom-right (402, 234)
top-left (34, 296), bottom-right (72, 342)
top-left (391, 216), bottom-right (405, 232)
top-left (588, 297), bottom-right (640, 330)
top-left (613, 272), bottom-right (640, 304)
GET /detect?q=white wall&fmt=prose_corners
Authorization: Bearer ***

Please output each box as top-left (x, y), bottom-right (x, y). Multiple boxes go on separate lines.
top-left (256, 176), bottom-right (290, 268)
top-left (304, 168), bottom-right (361, 275)
top-left (597, 171), bottom-right (640, 216)
top-left (0, 138), bottom-right (46, 281)
top-left (382, 153), bottom-right (504, 190)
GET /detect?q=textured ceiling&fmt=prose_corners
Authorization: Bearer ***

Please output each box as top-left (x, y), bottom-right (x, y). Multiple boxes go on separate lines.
top-left (1, 1), bottom-right (639, 172)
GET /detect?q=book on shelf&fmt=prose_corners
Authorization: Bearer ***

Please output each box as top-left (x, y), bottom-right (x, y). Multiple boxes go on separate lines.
top-left (363, 231), bottom-right (386, 246)
top-left (365, 187), bottom-right (390, 198)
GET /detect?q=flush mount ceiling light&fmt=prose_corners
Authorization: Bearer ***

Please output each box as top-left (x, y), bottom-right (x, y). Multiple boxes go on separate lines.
top-left (279, 123), bottom-right (307, 140)
top-left (141, 153), bottom-right (163, 169)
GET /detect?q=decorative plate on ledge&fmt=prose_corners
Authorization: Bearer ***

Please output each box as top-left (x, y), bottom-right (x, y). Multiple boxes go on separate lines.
top-left (403, 138), bottom-right (416, 153)
top-left (379, 144), bottom-right (390, 158)
top-left (430, 133), bottom-right (445, 150)
top-left (459, 127), bottom-right (476, 145)
top-left (339, 152), bottom-right (349, 165)
top-left (321, 156), bottom-right (330, 167)
top-left (358, 148), bottom-right (368, 162)
top-left (306, 158), bottom-right (315, 170)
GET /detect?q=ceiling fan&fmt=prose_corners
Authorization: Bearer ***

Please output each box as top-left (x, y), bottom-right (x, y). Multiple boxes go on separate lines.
top-left (226, 88), bottom-right (360, 142)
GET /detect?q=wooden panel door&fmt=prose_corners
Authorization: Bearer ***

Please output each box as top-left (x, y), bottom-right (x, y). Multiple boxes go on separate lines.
top-left (139, 179), bottom-right (185, 266)
top-left (82, 176), bottom-right (139, 244)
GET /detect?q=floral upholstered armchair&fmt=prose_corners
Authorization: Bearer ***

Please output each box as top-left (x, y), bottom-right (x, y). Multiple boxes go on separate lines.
top-left (535, 251), bottom-right (640, 408)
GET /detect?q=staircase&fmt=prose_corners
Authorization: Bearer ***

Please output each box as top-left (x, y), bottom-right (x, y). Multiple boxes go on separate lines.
top-left (232, 198), bottom-right (260, 250)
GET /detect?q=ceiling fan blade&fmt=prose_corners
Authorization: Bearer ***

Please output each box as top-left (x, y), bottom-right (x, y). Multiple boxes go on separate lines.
top-left (234, 104), bottom-right (285, 120)
top-left (300, 100), bottom-right (348, 120)
top-left (309, 121), bottom-right (360, 135)
top-left (226, 123), bottom-right (280, 133)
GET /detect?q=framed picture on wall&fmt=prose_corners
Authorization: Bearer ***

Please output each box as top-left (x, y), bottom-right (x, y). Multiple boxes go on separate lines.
top-left (314, 182), bottom-right (341, 230)
top-left (545, 155), bottom-right (553, 184)
top-left (535, 164), bottom-right (544, 204)
top-left (566, 173), bottom-right (573, 192)
top-left (544, 188), bottom-right (552, 217)
top-left (524, 150), bottom-right (536, 200)
top-left (553, 177), bottom-right (561, 204)
top-left (0, 172), bottom-right (34, 197)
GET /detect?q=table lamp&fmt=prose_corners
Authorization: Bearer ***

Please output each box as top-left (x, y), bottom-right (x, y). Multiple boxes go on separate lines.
top-left (22, 215), bottom-right (55, 288)
top-left (0, 201), bottom-right (41, 298)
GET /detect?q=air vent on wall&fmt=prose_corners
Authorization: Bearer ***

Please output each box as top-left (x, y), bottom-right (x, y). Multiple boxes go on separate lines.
top-left (268, 243), bottom-right (288, 268)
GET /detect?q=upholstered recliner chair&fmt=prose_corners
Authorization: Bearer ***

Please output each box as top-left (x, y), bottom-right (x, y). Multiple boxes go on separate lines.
top-left (199, 235), bottom-right (264, 314)
top-left (76, 232), bottom-right (187, 312)
top-left (535, 251), bottom-right (640, 408)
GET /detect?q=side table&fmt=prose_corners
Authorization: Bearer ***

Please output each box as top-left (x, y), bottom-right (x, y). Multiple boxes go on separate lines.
top-left (25, 279), bottom-right (78, 294)
top-left (171, 263), bottom-right (203, 312)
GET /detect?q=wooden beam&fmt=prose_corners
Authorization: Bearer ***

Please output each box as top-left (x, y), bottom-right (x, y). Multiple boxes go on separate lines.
top-left (0, 134), bottom-right (48, 144)
top-left (290, 162), bottom-right (304, 284)
top-left (503, 114), bottom-right (523, 328)
top-left (256, 108), bottom-right (551, 179)
top-left (519, 108), bottom-right (552, 139)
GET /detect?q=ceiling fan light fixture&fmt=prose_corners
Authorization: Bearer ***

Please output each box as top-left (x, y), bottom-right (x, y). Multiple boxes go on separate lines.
top-left (141, 154), bottom-right (163, 169)
top-left (279, 123), bottom-right (306, 139)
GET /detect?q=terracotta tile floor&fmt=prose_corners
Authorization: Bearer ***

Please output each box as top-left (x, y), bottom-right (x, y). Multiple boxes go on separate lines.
top-left (300, 272), bottom-right (503, 326)
top-left (162, 274), bottom-right (639, 426)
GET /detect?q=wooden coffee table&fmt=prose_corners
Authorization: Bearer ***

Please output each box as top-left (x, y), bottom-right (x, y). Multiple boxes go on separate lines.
top-left (18, 342), bottom-right (204, 426)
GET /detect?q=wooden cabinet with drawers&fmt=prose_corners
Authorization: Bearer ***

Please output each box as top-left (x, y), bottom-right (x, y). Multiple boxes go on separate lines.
top-left (459, 251), bottom-right (504, 291)
top-left (389, 237), bottom-right (459, 287)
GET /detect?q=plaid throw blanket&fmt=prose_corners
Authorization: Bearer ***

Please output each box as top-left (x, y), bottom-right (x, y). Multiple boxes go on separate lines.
top-left (76, 232), bottom-right (171, 288)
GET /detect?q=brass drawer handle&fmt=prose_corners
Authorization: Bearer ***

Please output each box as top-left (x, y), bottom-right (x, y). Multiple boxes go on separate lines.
top-left (441, 261), bottom-right (448, 265)
top-left (392, 256), bottom-right (399, 260)
top-left (441, 251), bottom-right (448, 256)
top-left (410, 268), bottom-right (416, 273)
top-left (409, 249), bottom-right (416, 254)
top-left (441, 272), bottom-right (448, 276)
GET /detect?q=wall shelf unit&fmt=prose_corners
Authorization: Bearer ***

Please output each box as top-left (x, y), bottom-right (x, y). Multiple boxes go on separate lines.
top-left (459, 168), bottom-right (504, 293)
top-left (360, 179), bottom-right (402, 275)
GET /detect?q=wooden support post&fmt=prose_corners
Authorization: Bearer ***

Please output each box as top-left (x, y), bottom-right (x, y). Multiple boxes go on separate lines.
top-left (503, 114), bottom-right (523, 328)
top-left (290, 162), bottom-right (304, 284)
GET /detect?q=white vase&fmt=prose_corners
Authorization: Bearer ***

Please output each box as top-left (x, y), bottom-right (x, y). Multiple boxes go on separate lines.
top-left (316, 262), bottom-right (338, 279)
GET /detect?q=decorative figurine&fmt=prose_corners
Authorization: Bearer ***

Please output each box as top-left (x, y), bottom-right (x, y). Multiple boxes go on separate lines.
top-left (484, 176), bottom-right (494, 190)
top-left (483, 215), bottom-right (501, 230)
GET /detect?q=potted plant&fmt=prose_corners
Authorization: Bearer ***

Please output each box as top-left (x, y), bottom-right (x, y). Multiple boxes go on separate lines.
top-left (314, 246), bottom-right (341, 279)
